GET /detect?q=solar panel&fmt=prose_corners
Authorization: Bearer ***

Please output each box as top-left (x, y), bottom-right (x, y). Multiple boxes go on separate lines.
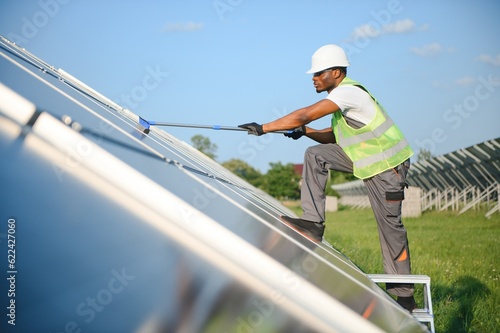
top-left (407, 139), bottom-right (500, 191)
top-left (0, 35), bottom-right (428, 332)
top-left (333, 137), bottom-right (500, 196)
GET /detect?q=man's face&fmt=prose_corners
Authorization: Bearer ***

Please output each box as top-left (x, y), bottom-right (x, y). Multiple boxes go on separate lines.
top-left (312, 68), bottom-right (338, 94)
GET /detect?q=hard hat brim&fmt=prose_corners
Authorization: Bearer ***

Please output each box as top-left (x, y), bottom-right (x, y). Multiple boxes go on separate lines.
top-left (306, 62), bottom-right (350, 74)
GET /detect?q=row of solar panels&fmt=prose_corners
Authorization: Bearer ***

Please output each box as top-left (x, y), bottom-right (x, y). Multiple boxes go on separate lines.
top-left (332, 138), bottom-right (499, 198)
top-left (409, 139), bottom-right (500, 191)
top-left (0, 35), bottom-right (428, 332)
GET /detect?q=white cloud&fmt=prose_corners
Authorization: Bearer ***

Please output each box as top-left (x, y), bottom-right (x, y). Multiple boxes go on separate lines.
top-left (477, 54), bottom-right (500, 66)
top-left (410, 43), bottom-right (443, 57)
top-left (351, 24), bottom-right (381, 39)
top-left (162, 21), bottom-right (204, 33)
top-left (455, 76), bottom-right (477, 86)
top-left (348, 19), bottom-right (423, 41)
top-left (382, 19), bottom-right (415, 34)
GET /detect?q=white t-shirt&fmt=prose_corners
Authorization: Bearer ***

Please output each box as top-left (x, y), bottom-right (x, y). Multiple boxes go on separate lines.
top-left (326, 85), bottom-right (377, 125)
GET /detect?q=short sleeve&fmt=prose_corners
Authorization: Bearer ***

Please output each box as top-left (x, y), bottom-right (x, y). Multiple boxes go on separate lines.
top-left (326, 86), bottom-right (377, 125)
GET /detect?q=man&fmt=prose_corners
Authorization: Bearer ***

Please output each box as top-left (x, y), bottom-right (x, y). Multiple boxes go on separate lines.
top-left (238, 44), bottom-right (416, 311)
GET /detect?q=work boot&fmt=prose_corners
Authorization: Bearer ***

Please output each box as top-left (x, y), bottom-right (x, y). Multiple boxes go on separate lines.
top-left (280, 216), bottom-right (325, 242)
top-left (396, 295), bottom-right (416, 312)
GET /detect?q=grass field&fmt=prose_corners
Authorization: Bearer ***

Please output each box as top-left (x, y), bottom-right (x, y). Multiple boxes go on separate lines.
top-left (289, 205), bottom-right (500, 333)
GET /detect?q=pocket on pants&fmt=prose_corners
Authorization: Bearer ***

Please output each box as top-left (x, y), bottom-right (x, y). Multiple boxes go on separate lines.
top-left (386, 191), bottom-right (404, 218)
top-left (386, 191), bottom-right (404, 201)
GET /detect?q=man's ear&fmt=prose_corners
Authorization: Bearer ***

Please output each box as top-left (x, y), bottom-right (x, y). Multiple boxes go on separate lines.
top-left (333, 69), bottom-right (342, 79)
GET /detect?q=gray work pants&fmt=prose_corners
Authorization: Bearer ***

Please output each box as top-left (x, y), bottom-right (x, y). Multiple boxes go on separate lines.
top-left (301, 143), bottom-right (413, 297)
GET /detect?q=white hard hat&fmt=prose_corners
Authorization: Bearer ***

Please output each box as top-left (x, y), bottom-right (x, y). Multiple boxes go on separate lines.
top-left (306, 44), bottom-right (350, 74)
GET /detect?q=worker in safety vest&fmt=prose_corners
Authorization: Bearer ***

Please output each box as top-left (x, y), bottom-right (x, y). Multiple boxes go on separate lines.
top-left (239, 44), bottom-right (416, 312)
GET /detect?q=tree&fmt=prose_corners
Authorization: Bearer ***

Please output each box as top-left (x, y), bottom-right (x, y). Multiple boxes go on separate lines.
top-left (417, 148), bottom-right (433, 162)
top-left (222, 159), bottom-right (263, 187)
top-left (260, 162), bottom-right (301, 200)
top-left (191, 135), bottom-right (218, 159)
top-left (329, 169), bottom-right (357, 184)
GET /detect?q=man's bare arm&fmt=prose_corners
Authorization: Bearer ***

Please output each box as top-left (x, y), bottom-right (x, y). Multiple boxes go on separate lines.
top-left (304, 127), bottom-right (336, 144)
top-left (262, 99), bottom-right (339, 133)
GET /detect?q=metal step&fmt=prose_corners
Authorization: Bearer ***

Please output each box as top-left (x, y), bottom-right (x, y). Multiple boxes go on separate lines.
top-left (368, 274), bottom-right (435, 333)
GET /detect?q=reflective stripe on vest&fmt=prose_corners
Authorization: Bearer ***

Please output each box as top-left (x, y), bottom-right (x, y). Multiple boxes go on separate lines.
top-left (335, 110), bottom-right (395, 147)
top-left (331, 77), bottom-right (414, 179)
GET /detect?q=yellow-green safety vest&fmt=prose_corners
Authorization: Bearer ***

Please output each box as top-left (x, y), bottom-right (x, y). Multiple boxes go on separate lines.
top-left (331, 77), bottom-right (414, 179)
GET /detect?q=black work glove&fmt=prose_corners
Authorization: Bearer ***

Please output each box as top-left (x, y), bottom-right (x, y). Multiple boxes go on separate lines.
top-left (238, 122), bottom-right (264, 136)
top-left (284, 125), bottom-right (306, 140)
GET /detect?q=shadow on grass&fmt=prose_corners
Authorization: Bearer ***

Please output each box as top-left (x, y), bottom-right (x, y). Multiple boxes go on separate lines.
top-left (433, 276), bottom-right (490, 333)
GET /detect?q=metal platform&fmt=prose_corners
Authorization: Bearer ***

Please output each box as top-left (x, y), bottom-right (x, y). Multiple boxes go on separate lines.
top-left (369, 274), bottom-right (434, 332)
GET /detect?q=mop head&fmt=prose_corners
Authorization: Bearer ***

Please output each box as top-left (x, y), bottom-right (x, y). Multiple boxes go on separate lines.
top-left (138, 117), bottom-right (150, 134)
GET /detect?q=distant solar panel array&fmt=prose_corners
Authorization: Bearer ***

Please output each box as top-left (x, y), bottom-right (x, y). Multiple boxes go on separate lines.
top-left (409, 138), bottom-right (500, 192)
top-left (332, 137), bottom-right (499, 217)
top-left (0, 36), bottom-right (429, 332)
top-left (410, 139), bottom-right (500, 217)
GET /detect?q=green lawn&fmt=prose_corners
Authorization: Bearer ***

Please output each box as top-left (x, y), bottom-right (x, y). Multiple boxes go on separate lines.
top-left (313, 207), bottom-right (500, 333)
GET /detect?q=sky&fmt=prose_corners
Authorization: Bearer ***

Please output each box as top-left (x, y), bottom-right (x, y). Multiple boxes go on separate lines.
top-left (1, 0), bottom-right (499, 172)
